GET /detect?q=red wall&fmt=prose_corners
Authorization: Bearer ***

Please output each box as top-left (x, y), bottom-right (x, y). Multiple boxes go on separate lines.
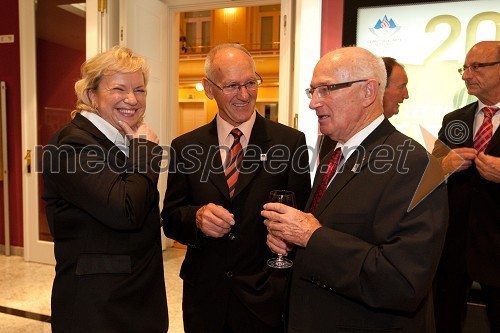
top-left (322, 0), bottom-right (344, 55)
top-left (37, 39), bottom-right (84, 145)
top-left (0, 1), bottom-right (22, 247)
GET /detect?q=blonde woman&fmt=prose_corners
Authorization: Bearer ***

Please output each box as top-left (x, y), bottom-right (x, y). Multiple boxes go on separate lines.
top-left (42, 46), bottom-right (168, 332)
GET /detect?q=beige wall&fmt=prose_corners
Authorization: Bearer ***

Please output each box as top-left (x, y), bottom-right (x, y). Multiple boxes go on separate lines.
top-left (212, 8), bottom-right (250, 46)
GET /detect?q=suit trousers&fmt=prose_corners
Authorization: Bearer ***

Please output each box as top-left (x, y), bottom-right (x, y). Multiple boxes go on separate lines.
top-left (482, 284), bottom-right (500, 333)
top-left (434, 271), bottom-right (500, 332)
top-left (223, 292), bottom-right (284, 333)
top-left (434, 270), bottom-right (471, 332)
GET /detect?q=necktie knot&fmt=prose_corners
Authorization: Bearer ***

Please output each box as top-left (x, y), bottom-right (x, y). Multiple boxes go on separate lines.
top-left (483, 106), bottom-right (498, 119)
top-left (230, 128), bottom-right (243, 140)
top-left (474, 107), bottom-right (498, 152)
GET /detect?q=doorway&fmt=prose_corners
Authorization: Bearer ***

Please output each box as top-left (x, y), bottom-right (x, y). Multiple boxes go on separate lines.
top-left (164, 0), bottom-right (293, 145)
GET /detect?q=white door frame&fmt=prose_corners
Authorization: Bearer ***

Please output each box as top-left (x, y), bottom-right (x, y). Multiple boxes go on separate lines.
top-left (19, 0), bottom-right (106, 264)
top-left (19, 0), bottom-right (51, 263)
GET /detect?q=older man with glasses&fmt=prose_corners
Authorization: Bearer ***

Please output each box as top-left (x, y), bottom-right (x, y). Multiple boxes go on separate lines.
top-left (161, 43), bottom-right (311, 333)
top-left (433, 40), bottom-right (500, 333)
top-left (262, 46), bottom-right (448, 332)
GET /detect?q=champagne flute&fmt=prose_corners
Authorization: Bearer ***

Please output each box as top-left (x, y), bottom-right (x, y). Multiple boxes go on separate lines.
top-left (267, 190), bottom-right (296, 269)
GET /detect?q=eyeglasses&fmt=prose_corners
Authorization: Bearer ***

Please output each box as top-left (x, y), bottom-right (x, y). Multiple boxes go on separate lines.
top-left (206, 73), bottom-right (263, 95)
top-left (458, 61), bottom-right (500, 75)
top-left (305, 79), bottom-right (368, 99)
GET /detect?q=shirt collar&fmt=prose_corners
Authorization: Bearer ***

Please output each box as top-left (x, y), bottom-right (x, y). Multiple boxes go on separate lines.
top-left (216, 111), bottom-right (256, 147)
top-left (477, 101), bottom-right (500, 114)
top-left (336, 114), bottom-right (385, 161)
top-left (80, 111), bottom-right (129, 155)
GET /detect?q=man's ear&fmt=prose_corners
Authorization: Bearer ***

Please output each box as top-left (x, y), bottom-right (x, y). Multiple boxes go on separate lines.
top-left (362, 79), bottom-right (379, 107)
top-left (202, 78), bottom-right (214, 100)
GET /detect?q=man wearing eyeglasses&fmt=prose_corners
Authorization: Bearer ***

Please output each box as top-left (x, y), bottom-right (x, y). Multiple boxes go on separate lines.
top-left (161, 43), bottom-right (311, 333)
top-left (262, 46), bottom-right (448, 332)
top-left (433, 40), bottom-right (500, 332)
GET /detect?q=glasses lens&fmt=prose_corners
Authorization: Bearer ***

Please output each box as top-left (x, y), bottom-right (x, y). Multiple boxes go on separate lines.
top-left (317, 86), bottom-right (329, 98)
top-left (305, 88), bottom-right (313, 99)
top-left (222, 84), bottom-right (239, 94)
top-left (245, 81), bottom-right (258, 90)
top-left (470, 64), bottom-right (480, 71)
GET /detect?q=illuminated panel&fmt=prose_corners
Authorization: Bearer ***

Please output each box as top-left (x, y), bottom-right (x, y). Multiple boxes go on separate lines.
top-left (357, 1), bottom-right (499, 147)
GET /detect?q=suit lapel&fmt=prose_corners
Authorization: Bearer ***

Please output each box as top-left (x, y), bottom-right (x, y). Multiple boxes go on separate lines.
top-left (462, 103), bottom-right (477, 148)
top-left (199, 118), bottom-right (231, 200)
top-left (232, 113), bottom-right (268, 199)
top-left (72, 113), bottom-right (128, 163)
top-left (487, 129), bottom-right (500, 154)
top-left (485, 106), bottom-right (500, 153)
top-left (311, 119), bottom-right (396, 216)
top-left (304, 150), bottom-right (337, 212)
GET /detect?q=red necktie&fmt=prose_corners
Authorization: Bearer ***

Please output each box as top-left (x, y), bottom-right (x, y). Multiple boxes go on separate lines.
top-left (225, 128), bottom-right (243, 198)
top-left (309, 147), bottom-right (342, 213)
top-left (474, 107), bottom-right (498, 152)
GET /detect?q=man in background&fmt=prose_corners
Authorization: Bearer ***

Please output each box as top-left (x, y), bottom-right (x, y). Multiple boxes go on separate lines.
top-left (433, 40), bottom-right (500, 332)
top-left (382, 56), bottom-right (409, 118)
top-left (318, 56), bottom-right (409, 161)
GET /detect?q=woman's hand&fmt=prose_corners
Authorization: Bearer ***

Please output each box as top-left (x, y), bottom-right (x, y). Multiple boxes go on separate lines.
top-left (119, 121), bottom-right (159, 144)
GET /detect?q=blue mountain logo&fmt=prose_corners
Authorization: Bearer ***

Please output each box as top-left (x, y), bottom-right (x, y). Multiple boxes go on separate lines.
top-left (369, 15), bottom-right (401, 37)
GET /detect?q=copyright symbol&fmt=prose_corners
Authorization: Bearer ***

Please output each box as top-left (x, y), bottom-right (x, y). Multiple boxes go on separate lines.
top-left (444, 120), bottom-right (469, 145)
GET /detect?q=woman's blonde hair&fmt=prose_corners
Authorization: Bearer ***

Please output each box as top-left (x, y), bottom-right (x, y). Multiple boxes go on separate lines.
top-left (72, 45), bottom-right (149, 118)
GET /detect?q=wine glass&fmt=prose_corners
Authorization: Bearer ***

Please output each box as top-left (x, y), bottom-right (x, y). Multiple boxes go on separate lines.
top-left (267, 190), bottom-right (296, 269)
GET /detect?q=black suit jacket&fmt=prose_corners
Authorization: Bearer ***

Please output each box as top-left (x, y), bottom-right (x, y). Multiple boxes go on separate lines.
top-left (433, 102), bottom-right (500, 286)
top-left (42, 114), bottom-right (168, 333)
top-left (162, 113), bottom-right (311, 332)
top-left (288, 119), bottom-right (448, 332)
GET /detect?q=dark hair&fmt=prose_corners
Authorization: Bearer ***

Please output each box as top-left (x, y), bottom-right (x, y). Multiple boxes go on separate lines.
top-left (382, 56), bottom-right (404, 87)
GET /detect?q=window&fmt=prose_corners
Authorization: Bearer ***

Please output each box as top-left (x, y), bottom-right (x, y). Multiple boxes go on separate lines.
top-left (255, 5), bottom-right (281, 50)
top-left (181, 11), bottom-right (211, 53)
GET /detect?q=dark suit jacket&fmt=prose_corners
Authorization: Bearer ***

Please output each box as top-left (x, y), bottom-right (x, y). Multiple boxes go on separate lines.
top-left (42, 114), bottom-right (168, 333)
top-left (433, 102), bottom-right (500, 286)
top-left (288, 119), bottom-right (448, 333)
top-left (162, 113), bottom-right (311, 332)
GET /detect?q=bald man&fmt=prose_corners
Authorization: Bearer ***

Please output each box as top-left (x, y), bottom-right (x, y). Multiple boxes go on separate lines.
top-left (433, 40), bottom-right (500, 332)
top-left (263, 46), bottom-right (448, 332)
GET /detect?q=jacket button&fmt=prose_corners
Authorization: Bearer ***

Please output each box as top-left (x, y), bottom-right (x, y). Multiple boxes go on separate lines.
top-left (228, 232), bottom-right (236, 241)
top-left (226, 271), bottom-right (233, 278)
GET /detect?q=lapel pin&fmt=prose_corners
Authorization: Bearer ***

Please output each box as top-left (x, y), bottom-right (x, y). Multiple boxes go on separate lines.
top-left (351, 163), bottom-right (361, 173)
top-left (260, 154), bottom-right (267, 161)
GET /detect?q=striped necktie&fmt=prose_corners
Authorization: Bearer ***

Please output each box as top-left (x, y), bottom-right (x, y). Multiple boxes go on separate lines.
top-left (474, 107), bottom-right (498, 152)
top-left (309, 147), bottom-right (342, 213)
top-left (225, 128), bottom-right (243, 198)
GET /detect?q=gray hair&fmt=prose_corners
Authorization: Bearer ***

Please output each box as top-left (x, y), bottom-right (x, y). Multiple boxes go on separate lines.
top-left (204, 43), bottom-right (256, 79)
